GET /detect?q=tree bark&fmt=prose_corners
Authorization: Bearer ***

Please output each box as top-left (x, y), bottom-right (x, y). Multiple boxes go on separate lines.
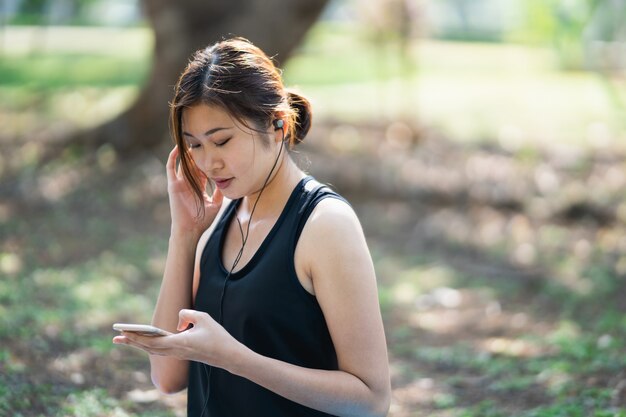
top-left (63, 0), bottom-right (329, 155)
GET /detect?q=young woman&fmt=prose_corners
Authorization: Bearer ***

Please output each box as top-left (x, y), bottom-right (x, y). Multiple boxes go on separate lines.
top-left (113, 37), bottom-right (390, 417)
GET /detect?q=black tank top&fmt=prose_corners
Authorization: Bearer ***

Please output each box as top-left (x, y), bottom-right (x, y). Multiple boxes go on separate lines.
top-left (188, 176), bottom-right (347, 417)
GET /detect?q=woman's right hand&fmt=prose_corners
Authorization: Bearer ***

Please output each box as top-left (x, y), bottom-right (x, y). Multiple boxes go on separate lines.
top-left (166, 146), bottom-right (223, 239)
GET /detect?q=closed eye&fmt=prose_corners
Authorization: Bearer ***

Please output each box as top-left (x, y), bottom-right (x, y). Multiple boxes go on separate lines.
top-left (187, 142), bottom-right (201, 150)
top-left (215, 137), bottom-right (232, 147)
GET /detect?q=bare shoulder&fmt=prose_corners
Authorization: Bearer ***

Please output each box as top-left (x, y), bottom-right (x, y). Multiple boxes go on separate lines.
top-left (305, 197), bottom-right (364, 242)
top-left (297, 196), bottom-right (371, 281)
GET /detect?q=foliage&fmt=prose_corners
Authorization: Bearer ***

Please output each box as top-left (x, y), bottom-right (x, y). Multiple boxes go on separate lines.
top-left (512, 0), bottom-right (626, 70)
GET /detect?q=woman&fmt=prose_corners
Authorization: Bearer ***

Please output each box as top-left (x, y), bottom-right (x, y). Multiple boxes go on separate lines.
top-left (113, 37), bottom-right (390, 417)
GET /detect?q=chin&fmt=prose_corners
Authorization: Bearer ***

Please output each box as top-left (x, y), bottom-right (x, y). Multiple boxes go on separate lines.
top-left (217, 187), bottom-right (242, 201)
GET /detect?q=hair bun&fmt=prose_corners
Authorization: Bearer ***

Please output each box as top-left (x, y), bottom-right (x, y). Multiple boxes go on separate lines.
top-left (287, 90), bottom-right (312, 144)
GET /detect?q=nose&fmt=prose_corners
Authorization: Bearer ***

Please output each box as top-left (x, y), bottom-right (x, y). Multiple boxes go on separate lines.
top-left (196, 148), bottom-right (222, 174)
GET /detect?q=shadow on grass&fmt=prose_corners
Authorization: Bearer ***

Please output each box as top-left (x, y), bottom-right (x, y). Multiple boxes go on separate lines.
top-left (2, 133), bottom-right (626, 416)
top-left (0, 143), bottom-right (183, 416)
top-left (365, 201), bottom-right (626, 416)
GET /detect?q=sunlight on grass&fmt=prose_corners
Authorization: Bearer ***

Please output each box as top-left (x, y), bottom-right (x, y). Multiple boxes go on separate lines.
top-left (1, 237), bottom-right (163, 344)
top-left (285, 23), bottom-right (626, 150)
top-left (390, 264), bottom-right (457, 305)
top-left (59, 388), bottom-right (177, 417)
top-left (0, 26), bottom-right (150, 136)
top-left (481, 337), bottom-right (549, 358)
top-left (1, 26), bottom-right (153, 58)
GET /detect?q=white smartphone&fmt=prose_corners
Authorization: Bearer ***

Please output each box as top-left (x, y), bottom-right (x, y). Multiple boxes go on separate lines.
top-left (113, 323), bottom-right (172, 337)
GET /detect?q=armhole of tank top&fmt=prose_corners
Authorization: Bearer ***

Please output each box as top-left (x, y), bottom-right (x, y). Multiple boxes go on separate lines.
top-left (287, 190), bottom-right (350, 303)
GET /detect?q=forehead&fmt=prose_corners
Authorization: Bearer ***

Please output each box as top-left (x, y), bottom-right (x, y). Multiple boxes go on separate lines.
top-left (182, 104), bottom-right (231, 130)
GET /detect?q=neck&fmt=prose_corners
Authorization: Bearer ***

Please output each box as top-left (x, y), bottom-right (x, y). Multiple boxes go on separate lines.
top-left (239, 154), bottom-right (304, 221)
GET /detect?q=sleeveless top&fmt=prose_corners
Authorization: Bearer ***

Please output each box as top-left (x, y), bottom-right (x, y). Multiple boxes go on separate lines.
top-left (188, 176), bottom-right (348, 417)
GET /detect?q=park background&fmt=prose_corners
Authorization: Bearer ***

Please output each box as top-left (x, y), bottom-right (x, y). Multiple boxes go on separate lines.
top-left (2, 0), bottom-right (626, 416)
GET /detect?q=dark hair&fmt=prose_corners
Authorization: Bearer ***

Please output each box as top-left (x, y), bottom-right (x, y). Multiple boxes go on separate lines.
top-left (169, 37), bottom-right (312, 210)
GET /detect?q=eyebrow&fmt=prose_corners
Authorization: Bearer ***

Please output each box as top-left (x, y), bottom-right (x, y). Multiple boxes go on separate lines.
top-left (182, 127), bottom-right (231, 139)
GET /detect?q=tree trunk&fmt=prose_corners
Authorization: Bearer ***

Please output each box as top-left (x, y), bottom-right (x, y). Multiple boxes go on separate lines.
top-left (64, 0), bottom-right (329, 156)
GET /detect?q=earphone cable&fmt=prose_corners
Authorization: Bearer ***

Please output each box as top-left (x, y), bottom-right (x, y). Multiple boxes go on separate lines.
top-left (199, 126), bottom-right (285, 417)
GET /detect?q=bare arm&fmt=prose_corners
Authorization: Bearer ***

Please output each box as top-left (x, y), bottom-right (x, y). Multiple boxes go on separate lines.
top-left (148, 232), bottom-right (196, 393)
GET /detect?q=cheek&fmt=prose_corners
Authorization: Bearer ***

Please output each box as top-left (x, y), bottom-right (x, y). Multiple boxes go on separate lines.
top-left (191, 148), bottom-right (220, 166)
top-left (188, 150), bottom-right (204, 168)
top-left (229, 144), bottom-right (257, 170)
top-left (226, 138), bottom-right (270, 174)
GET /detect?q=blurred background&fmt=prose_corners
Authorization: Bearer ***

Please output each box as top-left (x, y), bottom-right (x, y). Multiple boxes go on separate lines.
top-left (1, 0), bottom-right (626, 416)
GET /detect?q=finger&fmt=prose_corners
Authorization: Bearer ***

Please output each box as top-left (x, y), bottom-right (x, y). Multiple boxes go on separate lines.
top-left (113, 335), bottom-right (159, 353)
top-left (117, 338), bottom-right (171, 356)
top-left (166, 146), bottom-right (179, 180)
top-left (119, 332), bottom-right (172, 352)
top-left (114, 339), bottom-right (152, 354)
top-left (177, 309), bottom-right (201, 332)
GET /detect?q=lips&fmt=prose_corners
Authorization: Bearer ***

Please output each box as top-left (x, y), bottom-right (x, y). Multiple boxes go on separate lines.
top-left (213, 178), bottom-right (233, 190)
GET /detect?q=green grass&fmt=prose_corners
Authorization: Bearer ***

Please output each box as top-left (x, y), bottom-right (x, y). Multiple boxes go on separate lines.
top-left (0, 26), bottom-right (151, 135)
top-left (59, 389), bottom-right (175, 417)
top-left (0, 234), bottom-right (169, 415)
top-left (412, 333), bottom-right (626, 415)
top-left (374, 227), bottom-right (626, 416)
top-left (0, 238), bottom-right (163, 348)
top-left (0, 25), bottom-right (151, 88)
top-left (0, 53), bottom-right (149, 88)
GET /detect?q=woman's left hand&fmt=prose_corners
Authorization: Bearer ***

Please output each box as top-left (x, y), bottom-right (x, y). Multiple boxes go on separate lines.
top-left (113, 309), bottom-right (241, 370)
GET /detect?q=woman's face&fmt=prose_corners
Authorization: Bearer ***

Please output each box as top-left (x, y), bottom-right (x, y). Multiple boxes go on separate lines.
top-left (181, 104), bottom-right (279, 200)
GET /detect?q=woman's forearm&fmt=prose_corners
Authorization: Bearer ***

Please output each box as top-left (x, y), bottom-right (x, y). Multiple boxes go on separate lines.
top-left (227, 344), bottom-right (390, 417)
top-left (151, 232), bottom-right (197, 328)
top-left (149, 232), bottom-right (198, 392)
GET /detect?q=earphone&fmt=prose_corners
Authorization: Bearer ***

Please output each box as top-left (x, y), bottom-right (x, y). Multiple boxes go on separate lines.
top-left (199, 119), bottom-right (286, 417)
